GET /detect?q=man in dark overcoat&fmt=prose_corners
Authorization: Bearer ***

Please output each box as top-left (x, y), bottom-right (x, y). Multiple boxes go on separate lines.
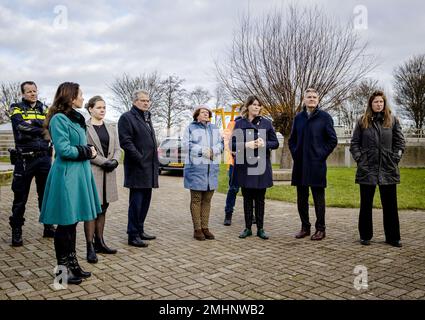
top-left (288, 88), bottom-right (337, 240)
top-left (118, 89), bottom-right (159, 247)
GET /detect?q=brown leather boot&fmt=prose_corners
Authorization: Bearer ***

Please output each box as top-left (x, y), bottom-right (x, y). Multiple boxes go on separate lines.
top-left (194, 229), bottom-right (206, 241)
top-left (202, 228), bottom-right (215, 240)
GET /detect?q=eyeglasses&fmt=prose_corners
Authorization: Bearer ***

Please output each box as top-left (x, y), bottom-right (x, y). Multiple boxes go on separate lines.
top-left (139, 99), bottom-right (150, 103)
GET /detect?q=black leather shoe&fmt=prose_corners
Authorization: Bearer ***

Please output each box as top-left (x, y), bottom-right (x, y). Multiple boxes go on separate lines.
top-left (223, 215), bottom-right (232, 226)
top-left (360, 239), bottom-right (371, 246)
top-left (12, 227), bottom-right (23, 247)
top-left (43, 225), bottom-right (56, 238)
top-left (128, 235), bottom-right (149, 247)
top-left (140, 232), bottom-right (156, 240)
top-left (385, 240), bottom-right (402, 247)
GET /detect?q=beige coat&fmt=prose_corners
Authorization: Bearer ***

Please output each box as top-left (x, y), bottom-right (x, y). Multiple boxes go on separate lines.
top-left (86, 120), bottom-right (121, 204)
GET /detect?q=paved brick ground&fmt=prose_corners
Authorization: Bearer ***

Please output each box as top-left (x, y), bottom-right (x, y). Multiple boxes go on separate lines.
top-left (1, 167), bottom-right (425, 300)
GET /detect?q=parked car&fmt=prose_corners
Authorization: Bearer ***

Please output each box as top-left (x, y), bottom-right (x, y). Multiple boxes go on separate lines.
top-left (157, 137), bottom-right (187, 174)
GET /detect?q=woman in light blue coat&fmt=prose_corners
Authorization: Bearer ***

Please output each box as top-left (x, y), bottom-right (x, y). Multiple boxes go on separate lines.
top-left (40, 82), bottom-right (101, 285)
top-left (183, 106), bottom-right (223, 241)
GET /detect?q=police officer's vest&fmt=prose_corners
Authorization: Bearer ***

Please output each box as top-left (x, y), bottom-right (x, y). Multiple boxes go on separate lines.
top-left (10, 100), bottom-right (50, 151)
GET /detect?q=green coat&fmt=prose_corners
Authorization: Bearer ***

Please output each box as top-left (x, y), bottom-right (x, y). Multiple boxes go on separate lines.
top-left (39, 113), bottom-right (101, 225)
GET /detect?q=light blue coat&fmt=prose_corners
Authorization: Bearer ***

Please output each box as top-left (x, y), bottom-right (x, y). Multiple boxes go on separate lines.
top-left (39, 113), bottom-right (101, 225)
top-left (183, 121), bottom-right (223, 191)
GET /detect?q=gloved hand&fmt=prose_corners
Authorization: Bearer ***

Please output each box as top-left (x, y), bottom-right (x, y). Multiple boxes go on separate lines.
top-left (101, 159), bottom-right (119, 172)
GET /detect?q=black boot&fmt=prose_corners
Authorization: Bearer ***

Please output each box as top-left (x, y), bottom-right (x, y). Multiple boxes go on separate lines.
top-left (68, 251), bottom-right (91, 278)
top-left (54, 233), bottom-right (82, 285)
top-left (68, 225), bottom-right (91, 278)
top-left (43, 224), bottom-right (56, 238)
top-left (11, 227), bottom-right (23, 247)
top-left (86, 242), bottom-right (98, 263)
top-left (94, 237), bottom-right (117, 254)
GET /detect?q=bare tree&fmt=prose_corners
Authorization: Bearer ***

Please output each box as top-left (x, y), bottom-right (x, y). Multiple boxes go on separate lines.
top-left (213, 83), bottom-right (232, 108)
top-left (153, 75), bottom-right (189, 137)
top-left (393, 54), bottom-right (425, 129)
top-left (188, 86), bottom-right (211, 108)
top-left (216, 5), bottom-right (376, 168)
top-left (108, 72), bottom-right (164, 114)
top-left (0, 81), bottom-right (21, 123)
top-left (334, 79), bottom-right (381, 130)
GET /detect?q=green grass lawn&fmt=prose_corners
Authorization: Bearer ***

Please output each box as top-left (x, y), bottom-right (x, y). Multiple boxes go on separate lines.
top-left (217, 165), bottom-right (425, 210)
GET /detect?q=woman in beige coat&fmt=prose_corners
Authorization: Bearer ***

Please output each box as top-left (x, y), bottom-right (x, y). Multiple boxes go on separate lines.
top-left (84, 96), bottom-right (121, 263)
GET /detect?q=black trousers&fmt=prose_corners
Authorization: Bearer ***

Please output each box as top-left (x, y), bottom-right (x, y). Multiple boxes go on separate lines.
top-left (241, 188), bottom-right (266, 229)
top-left (9, 156), bottom-right (51, 228)
top-left (296, 186), bottom-right (326, 231)
top-left (359, 184), bottom-right (400, 242)
top-left (127, 188), bottom-right (152, 236)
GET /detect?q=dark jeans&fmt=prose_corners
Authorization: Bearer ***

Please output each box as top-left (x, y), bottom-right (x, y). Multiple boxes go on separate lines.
top-left (9, 156), bottom-right (51, 228)
top-left (224, 165), bottom-right (240, 216)
top-left (241, 188), bottom-right (266, 229)
top-left (127, 188), bottom-right (152, 237)
top-left (359, 184), bottom-right (400, 242)
top-left (296, 186), bottom-right (326, 232)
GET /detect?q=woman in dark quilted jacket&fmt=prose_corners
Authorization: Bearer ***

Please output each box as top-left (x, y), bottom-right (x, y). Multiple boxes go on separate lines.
top-left (350, 91), bottom-right (405, 247)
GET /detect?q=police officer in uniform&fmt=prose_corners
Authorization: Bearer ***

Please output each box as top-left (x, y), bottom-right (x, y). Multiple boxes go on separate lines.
top-left (9, 81), bottom-right (55, 246)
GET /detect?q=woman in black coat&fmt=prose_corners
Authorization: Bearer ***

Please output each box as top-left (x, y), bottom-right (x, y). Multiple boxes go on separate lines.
top-left (231, 95), bottom-right (279, 239)
top-left (350, 90), bottom-right (405, 247)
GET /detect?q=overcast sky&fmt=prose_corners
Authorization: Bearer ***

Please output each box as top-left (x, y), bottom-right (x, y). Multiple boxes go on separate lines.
top-left (1, 0), bottom-right (424, 121)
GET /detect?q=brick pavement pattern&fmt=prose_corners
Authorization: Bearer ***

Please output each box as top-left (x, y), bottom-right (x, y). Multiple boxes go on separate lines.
top-left (1, 167), bottom-right (425, 300)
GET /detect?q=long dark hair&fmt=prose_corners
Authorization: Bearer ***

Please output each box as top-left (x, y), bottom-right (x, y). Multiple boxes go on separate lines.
top-left (44, 82), bottom-right (80, 131)
top-left (361, 90), bottom-right (392, 129)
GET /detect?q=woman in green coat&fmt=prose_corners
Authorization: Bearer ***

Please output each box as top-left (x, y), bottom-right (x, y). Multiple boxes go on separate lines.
top-left (40, 82), bottom-right (102, 285)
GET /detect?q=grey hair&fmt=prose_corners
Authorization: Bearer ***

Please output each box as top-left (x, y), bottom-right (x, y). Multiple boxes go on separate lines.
top-left (304, 88), bottom-right (318, 96)
top-left (132, 89), bottom-right (150, 102)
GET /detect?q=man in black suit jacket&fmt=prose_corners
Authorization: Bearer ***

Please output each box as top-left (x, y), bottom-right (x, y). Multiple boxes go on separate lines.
top-left (118, 89), bottom-right (159, 247)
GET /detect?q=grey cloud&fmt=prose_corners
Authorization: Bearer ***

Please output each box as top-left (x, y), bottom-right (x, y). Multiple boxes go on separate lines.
top-left (0, 0), bottom-right (424, 113)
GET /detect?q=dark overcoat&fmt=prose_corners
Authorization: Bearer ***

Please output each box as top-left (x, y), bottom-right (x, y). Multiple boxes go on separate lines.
top-left (350, 114), bottom-right (405, 185)
top-left (231, 116), bottom-right (279, 189)
top-left (118, 106), bottom-right (159, 189)
top-left (288, 107), bottom-right (337, 188)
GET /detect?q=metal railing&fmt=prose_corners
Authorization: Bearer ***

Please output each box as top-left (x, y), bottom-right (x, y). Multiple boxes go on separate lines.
top-left (338, 128), bottom-right (425, 140)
